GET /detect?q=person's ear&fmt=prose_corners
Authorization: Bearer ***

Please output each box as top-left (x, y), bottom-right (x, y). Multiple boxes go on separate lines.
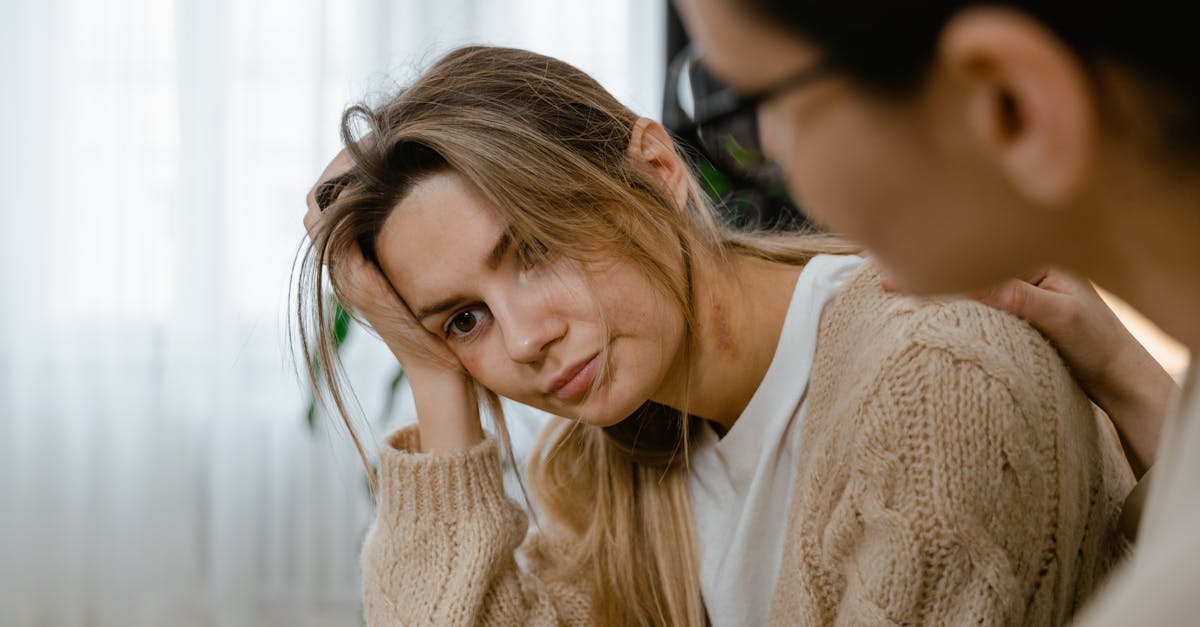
top-left (627, 117), bottom-right (690, 210)
top-left (939, 6), bottom-right (1095, 208)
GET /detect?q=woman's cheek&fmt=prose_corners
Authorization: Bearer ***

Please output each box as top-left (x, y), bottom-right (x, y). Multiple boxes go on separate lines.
top-left (455, 348), bottom-right (488, 383)
top-left (760, 102), bottom-right (858, 236)
top-left (458, 347), bottom-right (520, 400)
top-left (758, 104), bottom-right (791, 168)
top-left (779, 151), bottom-right (868, 242)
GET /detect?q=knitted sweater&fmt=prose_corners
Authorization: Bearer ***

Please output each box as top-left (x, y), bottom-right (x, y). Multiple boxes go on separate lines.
top-left (360, 262), bottom-right (1133, 626)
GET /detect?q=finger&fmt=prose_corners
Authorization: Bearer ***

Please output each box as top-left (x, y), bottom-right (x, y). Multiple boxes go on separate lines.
top-left (336, 246), bottom-right (407, 320)
top-left (303, 208), bottom-right (319, 236)
top-left (1024, 267), bottom-right (1051, 287)
top-left (976, 278), bottom-right (1070, 333)
top-left (1038, 268), bottom-right (1103, 302)
top-left (330, 245), bottom-right (372, 295)
top-left (305, 147), bottom-right (358, 234)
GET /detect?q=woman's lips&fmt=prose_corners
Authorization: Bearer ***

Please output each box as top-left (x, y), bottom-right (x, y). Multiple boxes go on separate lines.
top-left (552, 354), bottom-right (600, 400)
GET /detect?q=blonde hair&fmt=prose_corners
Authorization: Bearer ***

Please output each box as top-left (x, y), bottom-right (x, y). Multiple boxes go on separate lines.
top-left (297, 45), bottom-right (857, 626)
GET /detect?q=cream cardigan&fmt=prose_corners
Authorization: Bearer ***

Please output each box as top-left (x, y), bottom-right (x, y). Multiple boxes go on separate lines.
top-left (360, 262), bottom-right (1133, 626)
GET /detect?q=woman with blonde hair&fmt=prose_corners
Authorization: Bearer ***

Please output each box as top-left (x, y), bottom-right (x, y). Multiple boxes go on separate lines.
top-left (299, 46), bottom-right (1132, 625)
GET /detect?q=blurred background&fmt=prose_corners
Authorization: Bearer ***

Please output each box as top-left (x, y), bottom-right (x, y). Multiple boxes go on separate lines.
top-left (0, 1), bottom-right (1187, 626)
top-left (0, 1), bottom-right (664, 625)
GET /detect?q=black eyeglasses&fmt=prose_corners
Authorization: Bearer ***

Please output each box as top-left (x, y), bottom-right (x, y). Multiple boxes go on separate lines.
top-left (670, 47), bottom-right (832, 187)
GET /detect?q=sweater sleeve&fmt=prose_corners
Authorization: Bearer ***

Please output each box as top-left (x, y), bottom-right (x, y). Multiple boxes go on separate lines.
top-left (827, 330), bottom-right (1106, 626)
top-left (360, 424), bottom-right (591, 626)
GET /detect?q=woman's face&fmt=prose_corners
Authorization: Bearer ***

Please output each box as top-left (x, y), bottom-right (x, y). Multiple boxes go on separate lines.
top-left (675, 0), bottom-right (1048, 294)
top-left (375, 170), bottom-right (687, 426)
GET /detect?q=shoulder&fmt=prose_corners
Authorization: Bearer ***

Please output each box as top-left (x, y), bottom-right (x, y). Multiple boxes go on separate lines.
top-left (783, 265), bottom-right (1114, 627)
top-left (808, 260), bottom-right (1094, 451)
top-left (819, 261), bottom-right (1075, 401)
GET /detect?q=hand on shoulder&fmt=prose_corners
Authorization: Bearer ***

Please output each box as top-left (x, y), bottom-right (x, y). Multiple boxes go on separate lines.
top-left (970, 269), bottom-right (1173, 478)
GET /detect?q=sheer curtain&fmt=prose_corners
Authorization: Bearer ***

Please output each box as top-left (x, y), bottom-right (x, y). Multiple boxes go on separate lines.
top-left (0, 1), bottom-right (664, 625)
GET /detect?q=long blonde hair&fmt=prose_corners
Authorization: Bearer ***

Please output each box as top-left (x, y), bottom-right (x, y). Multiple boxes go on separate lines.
top-left (297, 45), bottom-right (856, 626)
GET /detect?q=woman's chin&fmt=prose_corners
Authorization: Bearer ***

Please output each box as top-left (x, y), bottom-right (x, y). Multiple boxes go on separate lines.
top-left (568, 391), bottom-right (650, 429)
top-left (562, 403), bottom-right (625, 428)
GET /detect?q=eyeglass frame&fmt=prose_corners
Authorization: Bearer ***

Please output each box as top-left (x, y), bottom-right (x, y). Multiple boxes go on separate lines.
top-left (675, 49), bottom-right (834, 145)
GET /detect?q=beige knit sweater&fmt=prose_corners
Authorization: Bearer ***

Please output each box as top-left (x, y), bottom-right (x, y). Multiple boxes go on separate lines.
top-left (361, 262), bottom-right (1133, 626)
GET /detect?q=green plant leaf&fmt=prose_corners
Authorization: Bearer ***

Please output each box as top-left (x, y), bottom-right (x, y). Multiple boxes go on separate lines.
top-left (303, 300), bottom-right (351, 432)
top-left (305, 398), bottom-right (317, 431)
top-left (697, 160), bottom-right (731, 200)
top-left (723, 135), bottom-right (763, 167)
top-left (333, 302), bottom-right (351, 347)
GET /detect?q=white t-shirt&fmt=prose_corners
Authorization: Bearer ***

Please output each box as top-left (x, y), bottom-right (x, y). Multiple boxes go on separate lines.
top-left (686, 254), bottom-right (863, 627)
top-left (1076, 363), bottom-right (1200, 625)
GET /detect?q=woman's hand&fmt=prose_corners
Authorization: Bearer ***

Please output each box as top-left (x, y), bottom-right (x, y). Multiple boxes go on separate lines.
top-left (305, 151), bottom-right (484, 453)
top-left (972, 269), bottom-right (1175, 478)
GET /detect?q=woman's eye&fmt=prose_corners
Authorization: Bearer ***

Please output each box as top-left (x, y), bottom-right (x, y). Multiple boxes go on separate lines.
top-left (445, 308), bottom-right (487, 339)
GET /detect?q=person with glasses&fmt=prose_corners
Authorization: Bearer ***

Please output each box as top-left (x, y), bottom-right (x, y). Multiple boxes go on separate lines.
top-left (301, 46), bottom-right (1132, 626)
top-left (674, 0), bottom-right (1191, 624)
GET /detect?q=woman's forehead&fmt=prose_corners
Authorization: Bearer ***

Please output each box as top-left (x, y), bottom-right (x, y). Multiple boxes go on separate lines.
top-left (381, 171), bottom-right (506, 259)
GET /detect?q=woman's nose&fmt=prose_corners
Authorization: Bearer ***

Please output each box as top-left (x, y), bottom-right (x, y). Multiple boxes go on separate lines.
top-left (499, 299), bottom-right (566, 364)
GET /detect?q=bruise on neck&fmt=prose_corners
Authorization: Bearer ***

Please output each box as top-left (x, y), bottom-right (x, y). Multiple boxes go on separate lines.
top-left (710, 296), bottom-right (736, 354)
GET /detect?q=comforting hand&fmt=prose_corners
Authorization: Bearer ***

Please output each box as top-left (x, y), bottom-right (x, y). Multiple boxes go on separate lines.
top-left (973, 269), bottom-right (1174, 478)
top-left (305, 149), bottom-right (484, 453)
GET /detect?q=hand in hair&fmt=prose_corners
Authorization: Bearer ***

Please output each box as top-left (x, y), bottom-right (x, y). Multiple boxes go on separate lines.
top-left (971, 269), bottom-right (1174, 479)
top-left (305, 150), bottom-right (484, 453)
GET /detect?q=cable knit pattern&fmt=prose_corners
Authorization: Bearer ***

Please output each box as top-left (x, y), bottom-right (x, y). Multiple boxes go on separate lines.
top-left (361, 261), bottom-right (1132, 626)
top-left (770, 263), bottom-right (1132, 626)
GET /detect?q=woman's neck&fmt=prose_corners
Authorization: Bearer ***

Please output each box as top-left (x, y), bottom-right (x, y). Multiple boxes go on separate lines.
top-left (652, 253), bottom-right (804, 432)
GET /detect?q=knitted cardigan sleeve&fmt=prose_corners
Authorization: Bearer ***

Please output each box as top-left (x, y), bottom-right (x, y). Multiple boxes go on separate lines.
top-left (774, 268), bottom-right (1132, 626)
top-left (832, 339), bottom-right (1070, 625)
top-left (360, 425), bottom-right (591, 626)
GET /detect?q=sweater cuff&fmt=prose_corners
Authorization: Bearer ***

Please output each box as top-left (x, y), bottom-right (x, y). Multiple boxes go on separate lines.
top-left (374, 424), bottom-right (512, 525)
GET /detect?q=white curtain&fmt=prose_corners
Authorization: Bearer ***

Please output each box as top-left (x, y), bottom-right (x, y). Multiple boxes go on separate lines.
top-left (0, 1), bottom-right (665, 625)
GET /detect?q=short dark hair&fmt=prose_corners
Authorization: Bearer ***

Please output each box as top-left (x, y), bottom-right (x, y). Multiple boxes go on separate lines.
top-left (734, 0), bottom-right (1200, 156)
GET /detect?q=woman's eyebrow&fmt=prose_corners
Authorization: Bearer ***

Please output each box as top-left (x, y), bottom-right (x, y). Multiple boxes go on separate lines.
top-left (485, 229), bottom-right (513, 270)
top-left (414, 229), bottom-right (513, 322)
top-left (415, 295), bottom-right (467, 323)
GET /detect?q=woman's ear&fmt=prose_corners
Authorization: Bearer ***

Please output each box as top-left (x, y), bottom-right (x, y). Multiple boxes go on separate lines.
top-left (627, 117), bottom-right (690, 210)
top-left (938, 6), bottom-right (1096, 209)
